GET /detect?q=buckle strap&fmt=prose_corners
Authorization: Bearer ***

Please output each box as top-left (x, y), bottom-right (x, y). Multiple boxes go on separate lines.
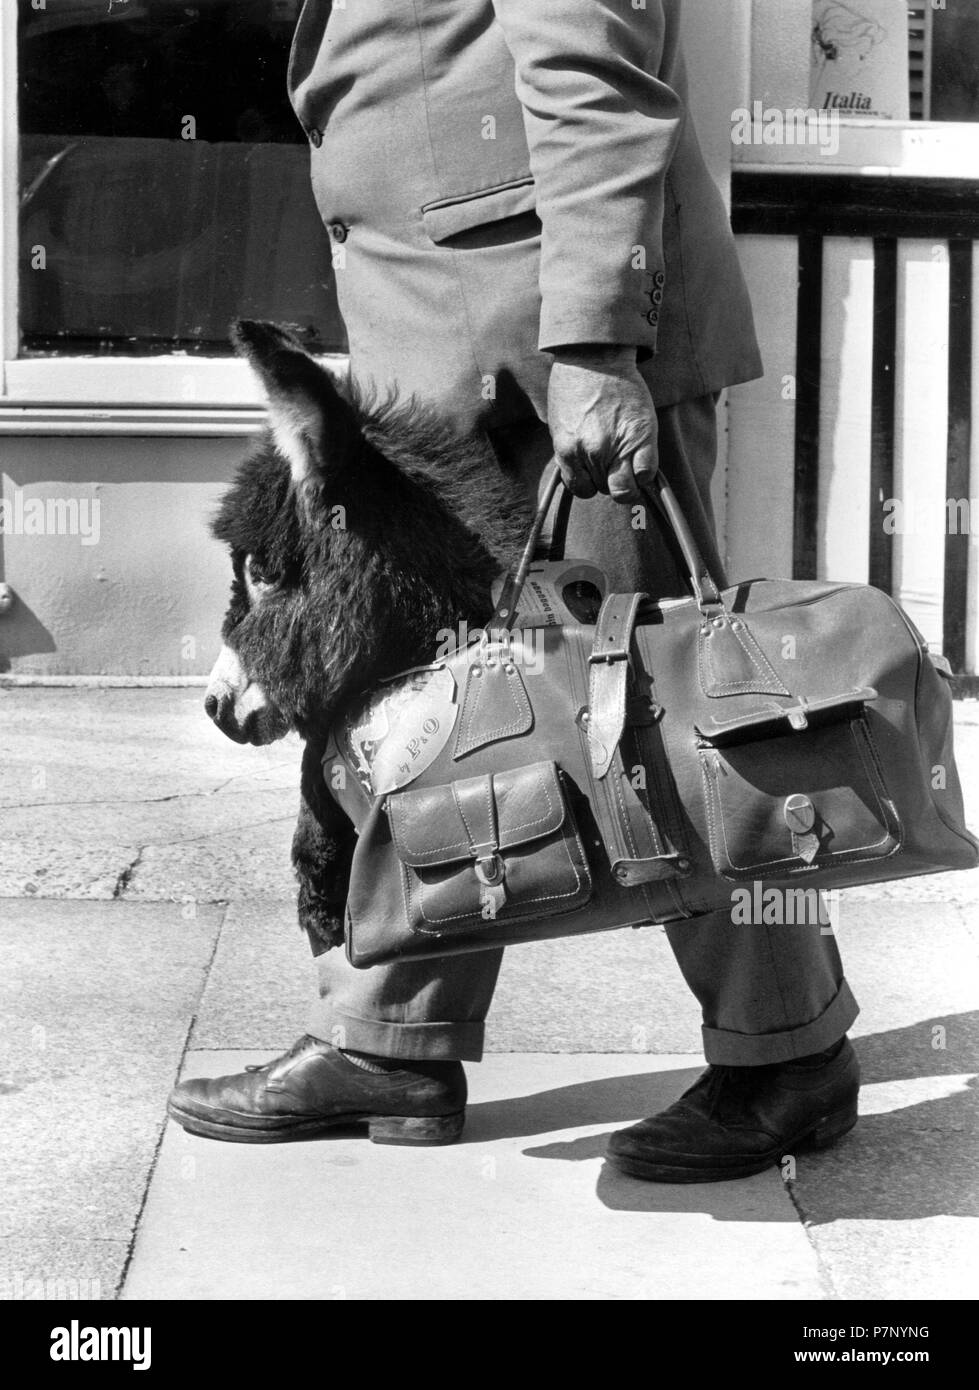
top-left (588, 592), bottom-right (646, 779)
top-left (451, 775), bottom-right (507, 912)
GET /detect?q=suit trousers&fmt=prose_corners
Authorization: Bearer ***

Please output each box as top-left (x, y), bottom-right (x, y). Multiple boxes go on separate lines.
top-left (306, 396), bottom-right (860, 1064)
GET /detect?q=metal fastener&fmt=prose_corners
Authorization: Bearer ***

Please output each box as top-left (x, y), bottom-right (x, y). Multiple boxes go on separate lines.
top-left (784, 794), bottom-right (816, 834)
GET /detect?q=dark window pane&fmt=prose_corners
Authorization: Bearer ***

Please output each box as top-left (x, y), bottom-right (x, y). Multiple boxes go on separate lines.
top-left (18, 0), bottom-right (346, 356)
top-left (930, 0), bottom-right (979, 122)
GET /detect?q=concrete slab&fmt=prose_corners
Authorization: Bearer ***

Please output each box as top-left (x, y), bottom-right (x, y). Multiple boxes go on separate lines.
top-left (0, 843), bottom-right (136, 899)
top-left (0, 688), bottom-right (301, 805)
top-left (789, 1016), bottom-right (979, 1301)
top-left (0, 788), bottom-right (298, 847)
top-left (127, 833), bottom-right (295, 903)
top-left (189, 900), bottom-right (313, 1050)
top-left (0, 688), bottom-right (300, 900)
top-left (835, 903), bottom-right (978, 1047)
top-left (122, 1052), bottom-right (825, 1302)
top-left (0, 901), bottom-right (224, 1297)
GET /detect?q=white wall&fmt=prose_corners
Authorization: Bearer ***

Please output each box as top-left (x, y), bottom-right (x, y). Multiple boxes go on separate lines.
top-left (0, 437), bottom-right (241, 676)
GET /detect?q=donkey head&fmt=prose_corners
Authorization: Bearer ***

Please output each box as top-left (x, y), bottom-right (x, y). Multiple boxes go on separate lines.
top-left (205, 321), bottom-right (525, 745)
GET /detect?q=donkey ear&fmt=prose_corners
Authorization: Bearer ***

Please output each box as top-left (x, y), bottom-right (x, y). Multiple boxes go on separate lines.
top-left (232, 320), bottom-right (359, 487)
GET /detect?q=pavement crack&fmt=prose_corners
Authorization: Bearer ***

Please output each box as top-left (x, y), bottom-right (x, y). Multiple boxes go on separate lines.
top-left (155, 815), bottom-right (296, 847)
top-left (114, 905), bottom-right (229, 1298)
top-left (2, 771), bottom-right (297, 812)
top-left (112, 847), bottom-right (145, 898)
top-left (784, 1176), bottom-right (839, 1300)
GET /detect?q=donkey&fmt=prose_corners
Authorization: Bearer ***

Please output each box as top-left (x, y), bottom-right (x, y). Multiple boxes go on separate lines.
top-left (206, 320), bottom-right (530, 952)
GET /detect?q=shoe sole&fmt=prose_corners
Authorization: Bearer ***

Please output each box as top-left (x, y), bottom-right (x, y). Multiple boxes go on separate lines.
top-left (604, 1105), bottom-right (858, 1184)
top-left (166, 1100), bottom-right (466, 1147)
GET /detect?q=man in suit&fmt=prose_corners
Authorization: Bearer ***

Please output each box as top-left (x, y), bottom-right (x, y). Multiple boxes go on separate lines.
top-left (169, 0), bottom-right (860, 1181)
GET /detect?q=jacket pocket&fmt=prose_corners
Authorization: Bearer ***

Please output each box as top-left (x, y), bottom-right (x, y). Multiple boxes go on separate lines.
top-left (386, 760), bottom-right (592, 935)
top-left (421, 176), bottom-right (536, 244)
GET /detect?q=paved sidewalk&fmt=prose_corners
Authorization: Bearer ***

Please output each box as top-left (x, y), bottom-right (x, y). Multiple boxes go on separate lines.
top-left (1, 689), bottom-right (977, 1301)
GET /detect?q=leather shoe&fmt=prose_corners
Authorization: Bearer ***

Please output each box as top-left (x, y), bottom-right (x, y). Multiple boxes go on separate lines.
top-left (167, 1035), bottom-right (466, 1145)
top-left (606, 1038), bottom-right (859, 1182)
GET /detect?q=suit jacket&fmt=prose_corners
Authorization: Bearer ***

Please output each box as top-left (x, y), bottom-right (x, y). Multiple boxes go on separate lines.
top-left (289, 0), bottom-right (763, 433)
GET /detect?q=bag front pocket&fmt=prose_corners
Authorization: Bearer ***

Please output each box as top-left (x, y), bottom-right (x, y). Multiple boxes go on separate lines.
top-left (386, 760), bottom-right (592, 935)
top-left (697, 699), bottom-right (902, 880)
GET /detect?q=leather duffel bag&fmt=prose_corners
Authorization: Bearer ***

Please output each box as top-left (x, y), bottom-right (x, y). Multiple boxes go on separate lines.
top-left (323, 472), bottom-right (978, 967)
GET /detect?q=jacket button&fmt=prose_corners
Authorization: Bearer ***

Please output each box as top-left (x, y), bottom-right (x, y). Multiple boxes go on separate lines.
top-left (654, 270), bottom-right (666, 287)
top-left (650, 287), bottom-right (663, 305)
top-left (646, 309), bottom-right (659, 326)
top-left (328, 222), bottom-right (348, 243)
top-left (308, 127), bottom-right (323, 148)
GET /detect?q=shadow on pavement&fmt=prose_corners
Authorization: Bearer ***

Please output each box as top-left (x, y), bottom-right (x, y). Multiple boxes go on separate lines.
top-left (464, 1013), bottom-right (978, 1220)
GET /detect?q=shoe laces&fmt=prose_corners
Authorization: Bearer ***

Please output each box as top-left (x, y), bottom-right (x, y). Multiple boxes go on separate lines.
top-left (244, 1034), bottom-right (320, 1074)
top-left (693, 1063), bottom-right (771, 1119)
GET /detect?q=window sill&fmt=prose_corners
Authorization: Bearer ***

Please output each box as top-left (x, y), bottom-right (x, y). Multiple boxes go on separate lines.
top-left (0, 353), bottom-right (349, 433)
top-left (732, 118), bottom-right (979, 179)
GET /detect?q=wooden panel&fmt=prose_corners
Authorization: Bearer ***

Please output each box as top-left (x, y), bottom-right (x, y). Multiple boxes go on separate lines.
top-left (945, 240), bottom-right (973, 672)
top-left (793, 232), bottom-right (822, 578)
top-left (733, 174), bottom-right (979, 239)
top-left (967, 246), bottom-right (979, 676)
top-left (819, 239), bottom-right (875, 584)
top-left (869, 238), bottom-right (898, 592)
top-left (727, 234), bottom-right (798, 582)
top-left (893, 242), bottom-right (950, 651)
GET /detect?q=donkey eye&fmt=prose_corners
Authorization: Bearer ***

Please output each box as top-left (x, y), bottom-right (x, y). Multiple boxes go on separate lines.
top-left (245, 555), bottom-right (277, 590)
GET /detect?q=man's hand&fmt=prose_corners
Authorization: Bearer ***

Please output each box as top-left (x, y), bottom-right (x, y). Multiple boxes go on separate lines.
top-left (547, 345), bottom-right (658, 503)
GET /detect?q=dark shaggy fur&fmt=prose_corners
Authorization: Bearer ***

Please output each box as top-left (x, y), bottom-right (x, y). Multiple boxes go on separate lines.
top-left (212, 321), bottom-right (531, 950)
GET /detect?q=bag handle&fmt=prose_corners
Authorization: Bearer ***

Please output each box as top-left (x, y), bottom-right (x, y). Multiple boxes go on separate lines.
top-left (487, 465), bottom-right (563, 634)
top-left (487, 460), bottom-right (724, 632)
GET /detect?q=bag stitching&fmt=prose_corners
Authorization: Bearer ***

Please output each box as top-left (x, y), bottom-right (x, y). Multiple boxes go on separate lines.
top-left (698, 622), bottom-right (788, 697)
top-left (454, 665), bottom-right (533, 758)
top-left (390, 765), bottom-right (559, 863)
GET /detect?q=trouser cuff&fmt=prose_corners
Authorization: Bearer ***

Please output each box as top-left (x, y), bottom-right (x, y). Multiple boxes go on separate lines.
top-left (306, 1007), bottom-right (486, 1063)
top-left (701, 979), bottom-right (859, 1067)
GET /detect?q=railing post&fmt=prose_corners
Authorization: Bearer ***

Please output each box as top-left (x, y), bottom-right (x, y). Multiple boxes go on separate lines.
top-left (793, 231), bottom-right (822, 580)
top-left (869, 238), bottom-right (898, 595)
top-left (945, 239), bottom-right (973, 675)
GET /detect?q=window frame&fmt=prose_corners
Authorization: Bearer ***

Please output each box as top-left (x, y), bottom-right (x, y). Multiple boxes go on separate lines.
top-left (0, 4), bottom-right (346, 437)
top-left (733, 117), bottom-right (979, 178)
